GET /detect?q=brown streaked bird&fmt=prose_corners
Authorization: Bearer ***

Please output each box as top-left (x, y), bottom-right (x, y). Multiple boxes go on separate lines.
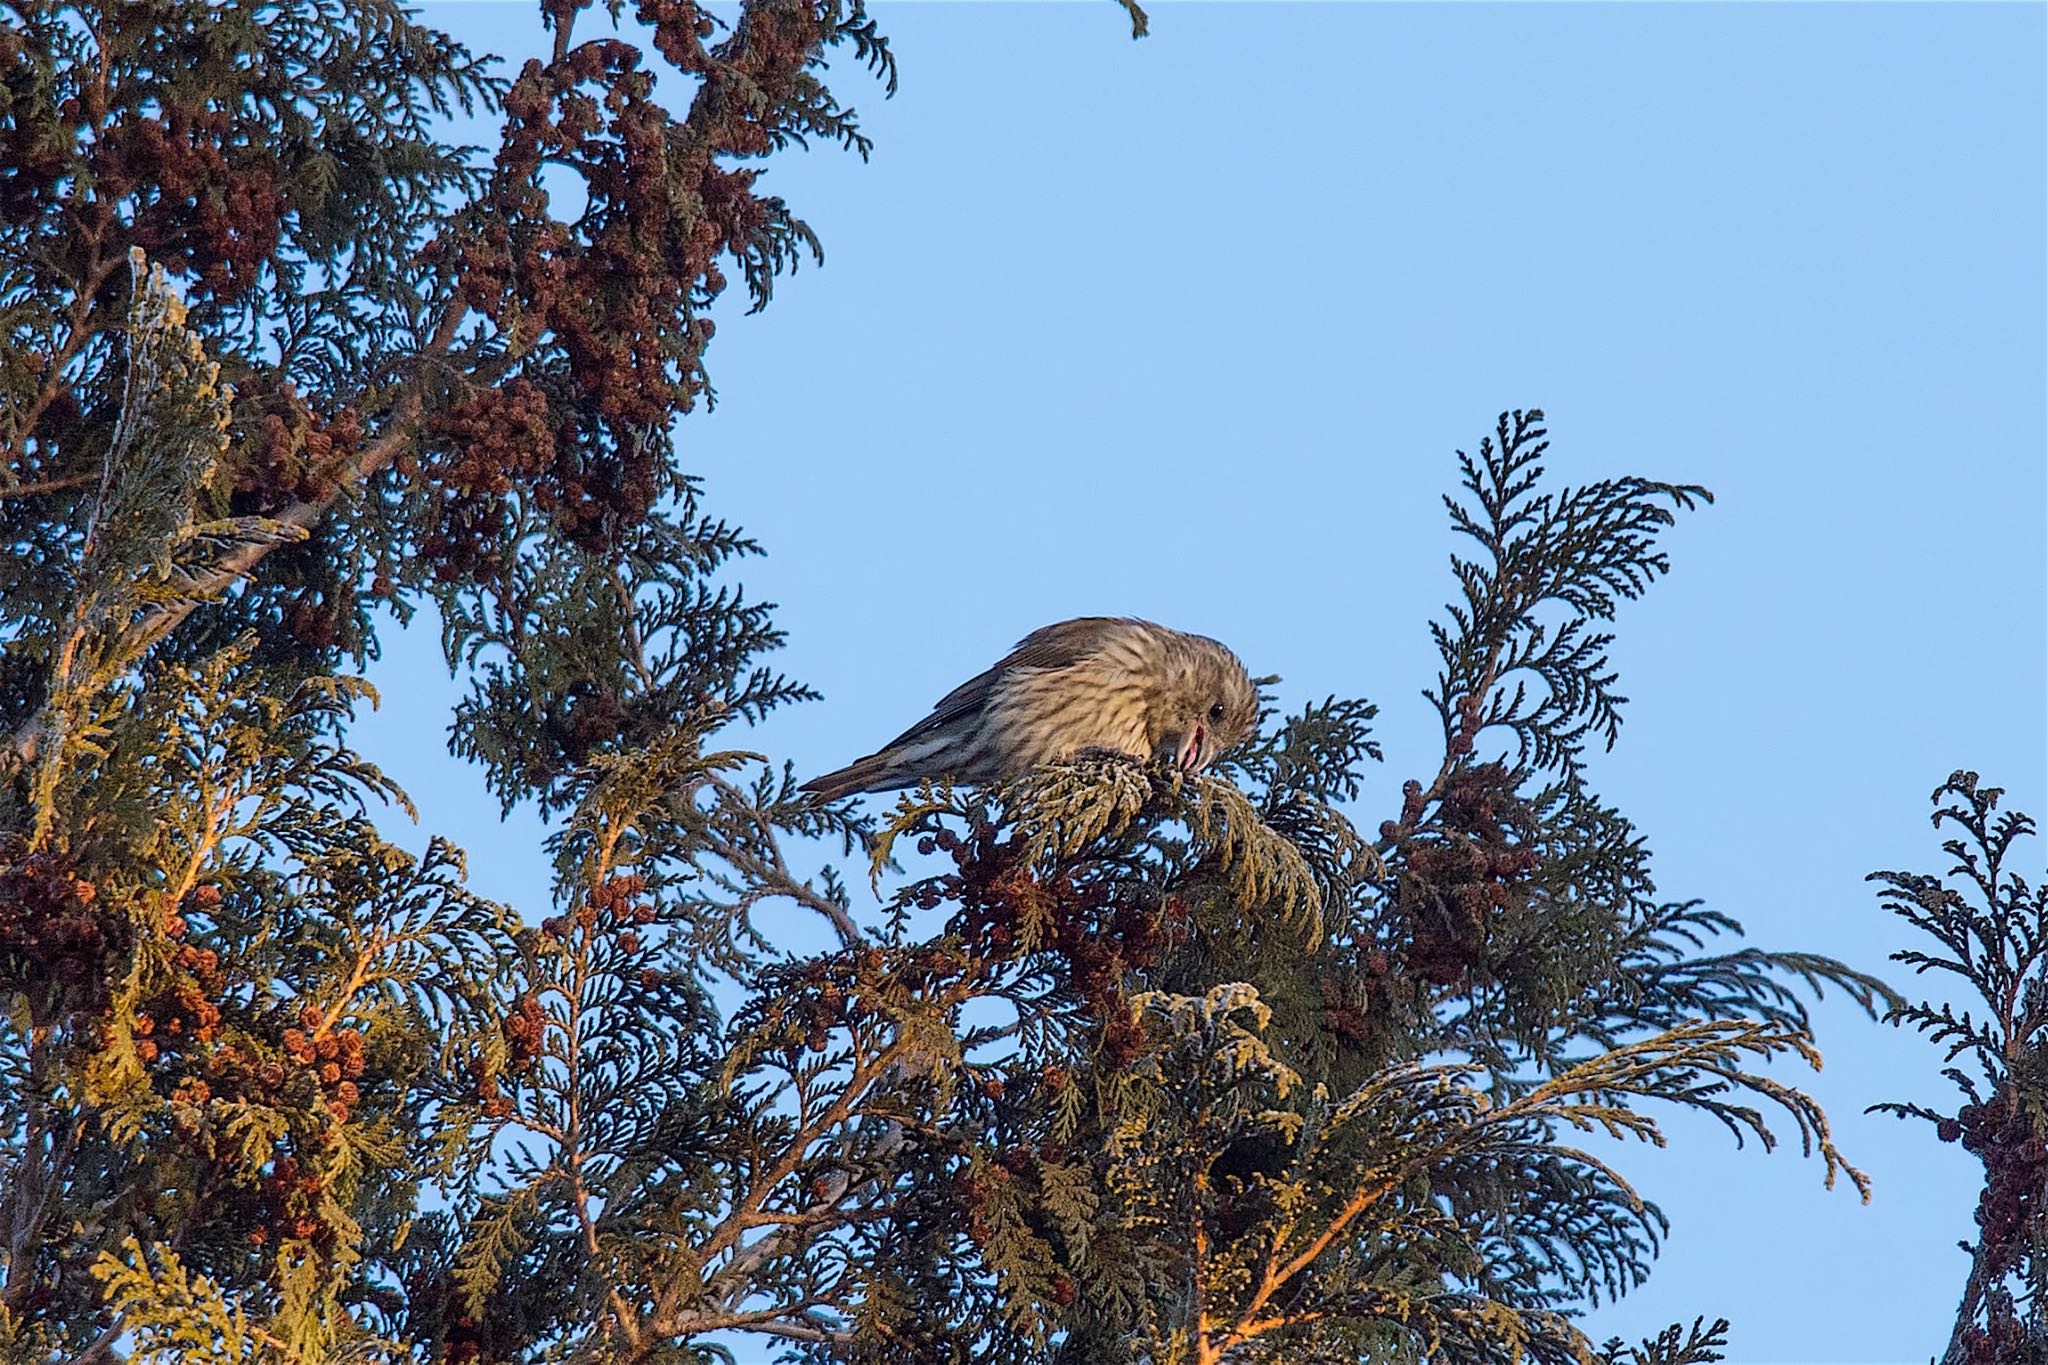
top-left (802, 617), bottom-right (1260, 802)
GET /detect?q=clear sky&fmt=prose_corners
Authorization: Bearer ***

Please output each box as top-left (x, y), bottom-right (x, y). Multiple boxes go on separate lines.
top-left (359, 3), bottom-right (2048, 1359)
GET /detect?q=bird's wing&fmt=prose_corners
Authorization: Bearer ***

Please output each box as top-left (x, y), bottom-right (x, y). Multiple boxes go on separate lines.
top-left (884, 617), bottom-right (1134, 749)
top-left (802, 618), bottom-right (1147, 797)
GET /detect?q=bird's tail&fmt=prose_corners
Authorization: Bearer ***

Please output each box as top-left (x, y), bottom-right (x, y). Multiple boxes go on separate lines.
top-left (801, 733), bottom-right (964, 802)
top-left (799, 751), bottom-right (904, 803)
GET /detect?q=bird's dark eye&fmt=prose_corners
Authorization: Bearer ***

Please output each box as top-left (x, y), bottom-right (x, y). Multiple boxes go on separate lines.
top-left (1207, 702), bottom-right (1226, 722)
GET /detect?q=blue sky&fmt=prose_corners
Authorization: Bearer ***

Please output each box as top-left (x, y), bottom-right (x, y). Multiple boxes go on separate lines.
top-left (359, 3), bottom-right (2048, 1358)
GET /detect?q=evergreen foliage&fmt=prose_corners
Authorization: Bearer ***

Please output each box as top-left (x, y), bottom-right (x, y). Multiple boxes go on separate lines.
top-left (1873, 773), bottom-right (2048, 1364)
top-left (0, 2), bottom-right (1925, 1362)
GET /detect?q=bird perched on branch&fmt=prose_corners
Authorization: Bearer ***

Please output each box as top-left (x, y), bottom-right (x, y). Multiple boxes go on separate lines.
top-left (802, 617), bottom-right (1260, 802)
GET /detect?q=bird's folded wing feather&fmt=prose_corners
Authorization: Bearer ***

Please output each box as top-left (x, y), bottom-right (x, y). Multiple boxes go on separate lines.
top-left (880, 616), bottom-right (1134, 750)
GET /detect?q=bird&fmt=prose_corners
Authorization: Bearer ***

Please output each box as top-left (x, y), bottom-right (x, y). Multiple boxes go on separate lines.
top-left (801, 617), bottom-right (1260, 802)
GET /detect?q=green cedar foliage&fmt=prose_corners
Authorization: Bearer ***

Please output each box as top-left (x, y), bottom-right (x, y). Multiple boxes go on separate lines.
top-left (2, 3), bottom-right (1890, 1362)
top-left (1872, 773), bottom-right (2048, 1365)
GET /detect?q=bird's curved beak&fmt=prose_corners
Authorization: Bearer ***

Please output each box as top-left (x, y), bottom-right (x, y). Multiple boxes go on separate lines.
top-left (1179, 723), bottom-right (1206, 773)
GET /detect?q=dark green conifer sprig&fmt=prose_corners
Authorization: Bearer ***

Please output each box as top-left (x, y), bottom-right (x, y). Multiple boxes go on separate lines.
top-left (1599, 1317), bottom-right (1730, 1365)
top-left (1871, 771), bottom-right (2047, 1364)
top-left (1427, 408), bottom-right (1709, 783)
top-left (437, 491), bottom-right (812, 814)
top-left (1367, 413), bottom-right (1888, 1088)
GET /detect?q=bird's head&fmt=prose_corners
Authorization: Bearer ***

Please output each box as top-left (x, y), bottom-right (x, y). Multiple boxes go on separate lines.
top-left (1147, 635), bottom-right (1259, 776)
